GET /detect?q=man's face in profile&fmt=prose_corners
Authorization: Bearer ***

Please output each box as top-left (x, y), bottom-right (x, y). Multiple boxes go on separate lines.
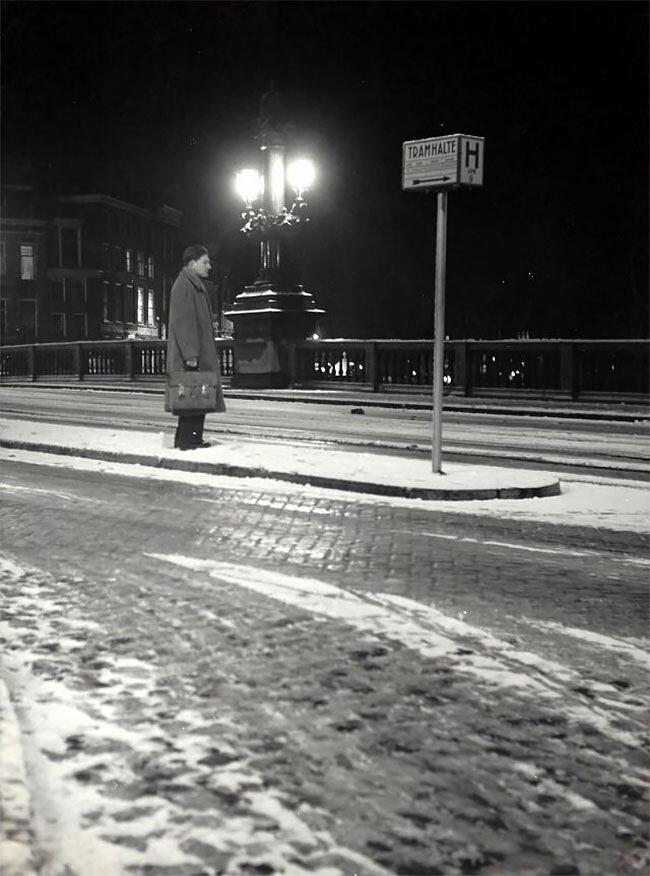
top-left (190, 254), bottom-right (211, 279)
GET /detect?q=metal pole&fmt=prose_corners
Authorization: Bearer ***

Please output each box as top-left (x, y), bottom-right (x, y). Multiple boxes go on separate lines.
top-left (432, 191), bottom-right (448, 473)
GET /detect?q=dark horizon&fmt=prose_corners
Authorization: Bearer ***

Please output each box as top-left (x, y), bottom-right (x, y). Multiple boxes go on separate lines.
top-left (2, 1), bottom-right (648, 339)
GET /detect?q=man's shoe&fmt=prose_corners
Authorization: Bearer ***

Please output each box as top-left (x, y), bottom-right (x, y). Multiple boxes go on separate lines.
top-left (175, 440), bottom-right (211, 450)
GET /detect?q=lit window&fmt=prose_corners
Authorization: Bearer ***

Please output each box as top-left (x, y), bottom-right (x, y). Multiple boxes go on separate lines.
top-left (148, 290), bottom-right (155, 325)
top-left (137, 287), bottom-right (145, 323)
top-left (147, 254), bottom-right (154, 279)
top-left (137, 252), bottom-right (145, 277)
top-left (20, 245), bottom-right (34, 280)
top-left (126, 249), bottom-right (133, 273)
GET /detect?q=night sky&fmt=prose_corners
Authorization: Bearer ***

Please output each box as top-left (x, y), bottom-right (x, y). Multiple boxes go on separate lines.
top-left (2, 1), bottom-right (648, 339)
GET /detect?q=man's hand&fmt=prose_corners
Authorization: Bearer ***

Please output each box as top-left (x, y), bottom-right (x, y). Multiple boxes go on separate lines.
top-left (185, 358), bottom-right (199, 370)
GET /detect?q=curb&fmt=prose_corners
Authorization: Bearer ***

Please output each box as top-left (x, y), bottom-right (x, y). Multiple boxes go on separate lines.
top-left (0, 438), bottom-right (561, 501)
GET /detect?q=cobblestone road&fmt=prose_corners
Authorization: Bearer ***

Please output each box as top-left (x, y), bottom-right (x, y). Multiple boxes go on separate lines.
top-left (1, 459), bottom-right (648, 876)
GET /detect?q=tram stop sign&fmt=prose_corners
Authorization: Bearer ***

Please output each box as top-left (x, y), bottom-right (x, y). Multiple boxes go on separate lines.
top-left (402, 133), bottom-right (485, 192)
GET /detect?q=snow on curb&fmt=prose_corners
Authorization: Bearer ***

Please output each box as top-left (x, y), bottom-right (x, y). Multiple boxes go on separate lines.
top-left (0, 678), bottom-right (37, 876)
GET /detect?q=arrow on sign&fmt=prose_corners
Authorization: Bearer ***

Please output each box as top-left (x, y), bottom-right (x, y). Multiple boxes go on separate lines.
top-left (412, 176), bottom-right (452, 184)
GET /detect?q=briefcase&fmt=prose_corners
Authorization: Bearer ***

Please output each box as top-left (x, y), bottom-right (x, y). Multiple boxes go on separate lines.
top-left (165, 370), bottom-right (226, 413)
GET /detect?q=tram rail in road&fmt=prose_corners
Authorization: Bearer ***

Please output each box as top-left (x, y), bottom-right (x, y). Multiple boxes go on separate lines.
top-left (1, 385), bottom-right (648, 482)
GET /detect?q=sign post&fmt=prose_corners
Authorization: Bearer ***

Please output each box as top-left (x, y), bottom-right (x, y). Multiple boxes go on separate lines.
top-left (402, 133), bottom-right (485, 474)
top-left (432, 191), bottom-right (447, 473)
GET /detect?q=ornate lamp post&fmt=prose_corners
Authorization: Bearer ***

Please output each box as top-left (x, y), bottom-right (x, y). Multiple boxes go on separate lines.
top-left (224, 91), bottom-right (324, 388)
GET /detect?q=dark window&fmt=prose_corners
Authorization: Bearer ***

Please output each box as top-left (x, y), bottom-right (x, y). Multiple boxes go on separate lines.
top-left (114, 283), bottom-right (123, 322)
top-left (61, 228), bottom-right (77, 267)
top-left (51, 280), bottom-right (64, 303)
top-left (124, 286), bottom-right (135, 323)
top-left (19, 299), bottom-right (38, 340)
top-left (103, 282), bottom-right (111, 321)
top-left (70, 313), bottom-right (87, 339)
top-left (51, 312), bottom-right (66, 339)
top-left (66, 278), bottom-right (84, 306)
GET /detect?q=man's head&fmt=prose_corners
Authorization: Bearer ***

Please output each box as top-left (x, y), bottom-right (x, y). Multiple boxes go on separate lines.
top-left (183, 244), bottom-right (211, 279)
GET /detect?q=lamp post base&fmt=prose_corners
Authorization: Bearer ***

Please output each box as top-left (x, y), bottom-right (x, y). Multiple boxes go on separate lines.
top-left (224, 285), bottom-right (324, 389)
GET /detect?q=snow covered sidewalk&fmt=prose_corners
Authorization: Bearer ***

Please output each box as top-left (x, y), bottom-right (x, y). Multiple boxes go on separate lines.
top-left (0, 417), bottom-right (561, 501)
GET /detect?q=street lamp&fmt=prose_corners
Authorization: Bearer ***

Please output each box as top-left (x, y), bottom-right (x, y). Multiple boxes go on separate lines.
top-left (235, 160), bottom-right (315, 231)
top-left (224, 90), bottom-right (325, 388)
top-left (234, 168), bottom-right (263, 207)
top-left (234, 141), bottom-right (314, 286)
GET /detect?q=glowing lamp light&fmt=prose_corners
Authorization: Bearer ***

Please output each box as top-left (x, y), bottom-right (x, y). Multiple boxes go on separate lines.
top-left (235, 169), bottom-right (262, 205)
top-left (287, 159), bottom-right (315, 195)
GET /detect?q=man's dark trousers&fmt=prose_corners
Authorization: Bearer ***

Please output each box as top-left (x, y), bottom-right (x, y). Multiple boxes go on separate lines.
top-left (174, 413), bottom-right (206, 448)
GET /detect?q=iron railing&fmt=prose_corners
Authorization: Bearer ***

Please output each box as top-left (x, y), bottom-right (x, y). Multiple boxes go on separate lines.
top-left (294, 338), bottom-right (648, 401)
top-left (1, 338), bottom-right (647, 402)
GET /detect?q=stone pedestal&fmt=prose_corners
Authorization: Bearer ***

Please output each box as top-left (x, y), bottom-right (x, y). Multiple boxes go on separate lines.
top-left (224, 284), bottom-right (324, 388)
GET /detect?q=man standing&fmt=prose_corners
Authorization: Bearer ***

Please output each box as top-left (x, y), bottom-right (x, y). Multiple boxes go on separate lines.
top-left (166, 245), bottom-right (225, 449)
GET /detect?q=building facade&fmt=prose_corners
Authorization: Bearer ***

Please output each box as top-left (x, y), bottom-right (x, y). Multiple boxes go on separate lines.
top-left (0, 185), bottom-right (183, 345)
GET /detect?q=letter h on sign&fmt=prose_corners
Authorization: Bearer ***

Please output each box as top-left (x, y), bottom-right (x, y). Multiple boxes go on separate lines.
top-left (459, 136), bottom-right (484, 187)
top-left (465, 141), bottom-right (480, 170)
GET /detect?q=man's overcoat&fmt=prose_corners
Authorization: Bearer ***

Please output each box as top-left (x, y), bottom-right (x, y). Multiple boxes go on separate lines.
top-left (166, 267), bottom-right (225, 411)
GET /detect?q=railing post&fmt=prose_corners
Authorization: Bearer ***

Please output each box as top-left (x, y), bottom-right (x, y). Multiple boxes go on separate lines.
top-left (451, 341), bottom-right (469, 395)
top-left (125, 341), bottom-right (135, 380)
top-left (365, 342), bottom-right (378, 391)
top-left (74, 343), bottom-right (85, 381)
top-left (560, 342), bottom-right (577, 400)
top-left (287, 342), bottom-right (297, 387)
top-left (463, 342), bottom-right (473, 396)
top-left (28, 345), bottom-right (37, 382)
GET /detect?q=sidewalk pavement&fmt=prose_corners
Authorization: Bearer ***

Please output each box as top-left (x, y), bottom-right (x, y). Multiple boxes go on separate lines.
top-left (0, 416), bottom-right (560, 501)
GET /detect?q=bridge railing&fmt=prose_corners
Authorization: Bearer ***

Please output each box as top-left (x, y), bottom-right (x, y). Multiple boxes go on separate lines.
top-left (0, 340), bottom-right (235, 383)
top-left (294, 338), bottom-right (648, 401)
top-left (1, 338), bottom-right (647, 402)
